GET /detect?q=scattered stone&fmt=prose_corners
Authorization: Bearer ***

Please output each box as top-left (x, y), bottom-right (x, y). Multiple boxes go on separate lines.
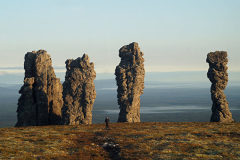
top-left (102, 142), bottom-right (120, 156)
top-left (61, 54), bottom-right (96, 125)
top-left (16, 50), bottom-right (63, 126)
top-left (115, 42), bottom-right (145, 122)
top-left (206, 51), bottom-right (234, 122)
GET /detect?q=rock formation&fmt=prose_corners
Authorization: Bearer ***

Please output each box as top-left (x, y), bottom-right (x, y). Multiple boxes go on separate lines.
top-left (115, 42), bottom-right (145, 122)
top-left (16, 50), bottom-right (63, 126)
top-left (207, 51), bottom-right (234, 122)
top-left (61, 54), bottom-right (96, 125)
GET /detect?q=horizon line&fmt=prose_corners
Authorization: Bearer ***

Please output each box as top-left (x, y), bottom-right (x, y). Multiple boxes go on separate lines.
top-left (0, 67), bottom-right (240, 74)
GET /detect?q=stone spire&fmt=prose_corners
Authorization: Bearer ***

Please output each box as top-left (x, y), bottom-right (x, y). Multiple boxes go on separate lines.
top-left (207, 51), bottom-right (234, 122)
top-left (62, 54), bottom-right (96, 125)
top-left (16, 50), bottom-right (63, 126)
top-left (115, 42), bottom-right (145, 122)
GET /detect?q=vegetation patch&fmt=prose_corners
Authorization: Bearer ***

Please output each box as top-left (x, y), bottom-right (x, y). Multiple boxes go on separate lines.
top-left (0, 122), bottom-right (240, 159)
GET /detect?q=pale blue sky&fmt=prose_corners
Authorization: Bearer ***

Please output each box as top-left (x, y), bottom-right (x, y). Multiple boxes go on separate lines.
top-left (0, 0), bottom-right (239, 73)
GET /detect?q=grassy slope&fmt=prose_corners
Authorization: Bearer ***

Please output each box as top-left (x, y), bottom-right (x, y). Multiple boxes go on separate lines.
top-left (0, 122), bottom-right (240, 160)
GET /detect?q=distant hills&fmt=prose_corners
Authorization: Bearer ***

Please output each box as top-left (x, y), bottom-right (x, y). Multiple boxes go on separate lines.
top-left (0, 71), bottom-right (239, 127)
top-left (0, 71), bottom-right (239, 85)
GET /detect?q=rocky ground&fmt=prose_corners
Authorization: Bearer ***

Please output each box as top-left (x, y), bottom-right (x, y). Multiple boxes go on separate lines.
top-left (0, 122), bottom-right (240, 160)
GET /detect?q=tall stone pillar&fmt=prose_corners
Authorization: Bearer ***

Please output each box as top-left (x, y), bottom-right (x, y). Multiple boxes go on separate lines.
top-left (62, 54), bottom-right (96, 125)
top-left (115, 42), bottom-right (145, 122)
top-left (207, 51), bottom-right (234, 122)
top-left (16, 50), bottom-right (63, 126)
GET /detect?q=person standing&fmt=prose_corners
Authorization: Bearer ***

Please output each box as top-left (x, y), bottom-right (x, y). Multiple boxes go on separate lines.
top-left (105, 117), bottom-right (110, 129)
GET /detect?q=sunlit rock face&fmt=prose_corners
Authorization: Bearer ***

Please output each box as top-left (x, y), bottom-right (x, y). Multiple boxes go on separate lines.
top-left (207, 51), bottom-right (234, 122)
top-left (61, 54), bottom-right (96, 125)
top-left (16, 50), bottom-right (63, 126)
top-left (115, 42), bottom-right (145, 122)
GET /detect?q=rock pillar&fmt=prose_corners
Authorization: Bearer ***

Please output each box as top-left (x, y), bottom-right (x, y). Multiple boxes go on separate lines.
top-left (16, 50), bottom-right (63, 126)
top-left (115, 42), bottom-right (145, 122)
top-left (62, 54), bottom-right (96, 125)
top-left (207, 51), bottom-right (234, 122)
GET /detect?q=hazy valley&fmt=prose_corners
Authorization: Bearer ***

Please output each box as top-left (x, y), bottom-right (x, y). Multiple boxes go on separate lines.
top-left (1, 71), bottom-right (239, 128)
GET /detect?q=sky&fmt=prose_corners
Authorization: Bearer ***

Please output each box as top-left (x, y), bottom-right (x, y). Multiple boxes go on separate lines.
top-left (0, 0), bottom-right (240, 73)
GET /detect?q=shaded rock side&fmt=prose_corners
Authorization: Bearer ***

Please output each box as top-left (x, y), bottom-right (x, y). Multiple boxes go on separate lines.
top-left (16, 50), bottom-right (63, 126)
top-left (115, 42), bottom-right (145, 122)
top-left (207, 51), bottom-right (234, 122)
top-left (62, 54), bottom-right (96, 125)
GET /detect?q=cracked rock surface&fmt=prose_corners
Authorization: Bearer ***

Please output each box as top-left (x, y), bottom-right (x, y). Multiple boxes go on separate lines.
top-left (62, 54), bottom-right (96, 125)
top-left (207, 51), bottom-right (234, 122)
top-left (115, 42), bottom-right (145, 122)
top-left (16, 50), bottom-right (63, 126)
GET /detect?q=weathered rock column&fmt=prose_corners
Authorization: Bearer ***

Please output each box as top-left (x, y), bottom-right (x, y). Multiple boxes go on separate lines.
top-left (62, 54), bottom-right (96, 125)
top-left (16, 50), bottom-right (63, 126)
top-left (115, 42), bottom-right (145, 122)
top-left (207, 51), bottom-right (234, 122)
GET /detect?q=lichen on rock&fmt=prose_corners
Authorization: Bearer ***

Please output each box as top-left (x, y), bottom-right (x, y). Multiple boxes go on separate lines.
top-left (115, 42), bottom-right (145, 122)
top-left (61, 54), bottom-right (96, 125)
top-left (206, 51), bottom-right (234, 122)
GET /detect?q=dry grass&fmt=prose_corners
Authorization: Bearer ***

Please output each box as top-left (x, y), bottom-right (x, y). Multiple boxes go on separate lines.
top-left (0, 122), bottom-right (240, 160)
